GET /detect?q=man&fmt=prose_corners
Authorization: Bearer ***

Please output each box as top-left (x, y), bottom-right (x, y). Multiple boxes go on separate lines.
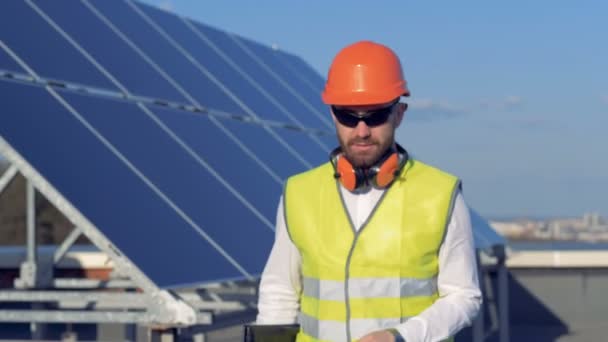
top-left (256, 41), bottom-right (481, 342)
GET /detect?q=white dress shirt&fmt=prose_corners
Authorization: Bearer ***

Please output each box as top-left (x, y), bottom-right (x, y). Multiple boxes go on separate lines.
top-left (256, 185), bottom-right (482, 342)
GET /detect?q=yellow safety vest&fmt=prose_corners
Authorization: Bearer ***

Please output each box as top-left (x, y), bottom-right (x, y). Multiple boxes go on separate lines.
top-left (285, 158), bottom-right (460, 342)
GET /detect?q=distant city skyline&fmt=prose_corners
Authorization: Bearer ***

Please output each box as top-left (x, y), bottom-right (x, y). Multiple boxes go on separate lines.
top-left (490, 211), bottom-right (608, 244)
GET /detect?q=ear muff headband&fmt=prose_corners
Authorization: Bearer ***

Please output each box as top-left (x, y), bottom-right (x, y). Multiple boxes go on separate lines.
top-left (330, 144), bottom-right (408, 191)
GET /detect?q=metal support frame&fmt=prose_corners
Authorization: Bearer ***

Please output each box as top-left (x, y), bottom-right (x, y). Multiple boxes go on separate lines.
top-left (0, 148), bottom-right (259, 339)
top-left (53, 278), bottom-right (136, 289)
top-left (53, 225), bottom-right (82, 264)
top-left (0, 163), bottom-right (18, 194)
top-left (15, 180), bottom-right (37, 288)
top-left (150, 328), bottom-right (178, 342)
top-left (472, 250), bottom-right (485, 342)
top-left (472, 245), bottom-right (510, 342)
top-left (0, 136), bottom-right (240, 331)
top-left (495, 245), bottom-right (510, 342)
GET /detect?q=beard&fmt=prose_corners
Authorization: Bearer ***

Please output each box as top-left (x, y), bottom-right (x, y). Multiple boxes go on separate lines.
top-left (338, 135), bottom-right (395, 169)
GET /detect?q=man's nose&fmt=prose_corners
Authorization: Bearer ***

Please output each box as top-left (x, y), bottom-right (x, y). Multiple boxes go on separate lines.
top-left (354, 120), bottom-right (371, 138)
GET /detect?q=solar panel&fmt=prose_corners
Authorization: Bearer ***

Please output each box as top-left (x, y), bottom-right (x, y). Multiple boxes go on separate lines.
top-left (0, 44), bottom-right (25, 74)
top-left (274, 52), bottom-right (335, 124)
top-left (271, 129), bottom-right (327, 166)
top-left (136, 6), bottom-right (292, 124)
top-left (276, 52), bottom-right (327, 94)
top-left (149, 106), bottom-right (282, 224)
top-left (33, 0), bottom-right (189, 104)
top-left (217, 118), bottom-right (307, 180)
top-left (0, 79), bottom-right (262, 287)
top-left (88, 0), bottom-right (246, 116)
top-left (87, 0), bottom-right (323, 167)
top-left (319, 135), bottom-right (338, 152)
top-left (186, 20), bottom-right (322, 130)
top-left (135, 4), bottom-right (330, 161)
top-left (234, 37), bottom-right (333, 130)
top-left (59, 88), bottom-right (277, 284)
top-left (0, 1), bottom-right (118, 90)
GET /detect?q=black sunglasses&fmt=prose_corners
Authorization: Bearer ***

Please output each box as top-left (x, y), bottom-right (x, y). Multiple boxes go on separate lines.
top-left (331, 100), bottom-right (400, 128)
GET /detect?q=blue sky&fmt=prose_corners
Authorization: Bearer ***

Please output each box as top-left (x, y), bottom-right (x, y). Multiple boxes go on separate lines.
top-left (140, 0), bottom-right (608, 219)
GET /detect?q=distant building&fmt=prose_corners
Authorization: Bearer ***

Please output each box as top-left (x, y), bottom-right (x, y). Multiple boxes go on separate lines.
top-left (489, 221), bottom-right (528, 238)
top-left (491, 212), bottom-right (608, 242)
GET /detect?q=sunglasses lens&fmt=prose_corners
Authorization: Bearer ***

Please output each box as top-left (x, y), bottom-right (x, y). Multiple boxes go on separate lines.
top-left (333, 109), bottom-right (359, 127)
top-left (364, 108), bottom-right (392, 126)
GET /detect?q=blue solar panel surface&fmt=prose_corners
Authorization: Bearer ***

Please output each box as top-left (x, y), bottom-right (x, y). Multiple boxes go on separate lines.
top-left (0, 46), bottom-right (25, 74)
top-left (0, 1), bottom-right (118, 90)
top-left (193, 21), bottom-right (329, 131)
top-left (138, 6), bottom-right (329, 161)
top-left (276, 52), bottom-right (327, 93)
top-left (217, 119), bottom-right (307, 180)
top-left (90, 0), bottom-right (324, 170)
top-left (272, 129), bottom-right (327, 166)
top-left (273, 52), bottom-right (332, 124)
top-left (234, 36), bottom-right (333, 130)
top-left (137, 6), bottom-right (327, 163)
top-left (149, 106), bottom-right (282, 223)
top-left (33, 0), bottom-right (188, 103)
top-left (140, 6), bottom-right (295, 124)
top-left (318, 135), bottom-right (338, 153)
top-left (0, 80), bottom-right (253, 286)
top-left (59, 89), bottom-right (275, 280)
top-left (90, 0), bottom-right (246, 116)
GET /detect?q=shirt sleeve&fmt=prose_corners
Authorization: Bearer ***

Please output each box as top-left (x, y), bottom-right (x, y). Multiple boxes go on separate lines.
top-left (396, 191), bottom-right (483, 341)
top-left (255, 196), bottom-right (303, 324)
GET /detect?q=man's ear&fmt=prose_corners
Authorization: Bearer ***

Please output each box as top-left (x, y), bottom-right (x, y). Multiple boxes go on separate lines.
top-left (394, 103), bottom-right (407, 127)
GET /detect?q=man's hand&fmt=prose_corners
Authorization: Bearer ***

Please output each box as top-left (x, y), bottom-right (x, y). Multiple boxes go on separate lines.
top-left (358, 330), bottom-right (396, 342)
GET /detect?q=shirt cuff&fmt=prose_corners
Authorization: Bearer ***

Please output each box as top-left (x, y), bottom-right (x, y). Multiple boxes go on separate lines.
top-left (396, 317), bottom-right (426, 342)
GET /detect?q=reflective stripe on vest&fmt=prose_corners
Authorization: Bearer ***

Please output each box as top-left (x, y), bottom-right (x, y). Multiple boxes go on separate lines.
top-left (299, 312), bottom-right (406, 342)
top-left (285, 159), bottom-right (460, 342)
top-left (302, 276), bottom-right (438, 301)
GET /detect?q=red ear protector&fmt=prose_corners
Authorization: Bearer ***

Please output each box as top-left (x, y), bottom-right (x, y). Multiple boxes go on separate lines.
top-left (330, 144), bottom-right (408, 191)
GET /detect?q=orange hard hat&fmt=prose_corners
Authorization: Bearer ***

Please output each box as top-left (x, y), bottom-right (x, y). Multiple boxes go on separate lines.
top-left (322, 41), bottom-right (410, 106)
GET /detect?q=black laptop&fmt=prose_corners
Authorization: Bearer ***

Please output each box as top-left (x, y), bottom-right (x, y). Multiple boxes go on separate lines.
top-left (243, 324), bottom-right (300, 342)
